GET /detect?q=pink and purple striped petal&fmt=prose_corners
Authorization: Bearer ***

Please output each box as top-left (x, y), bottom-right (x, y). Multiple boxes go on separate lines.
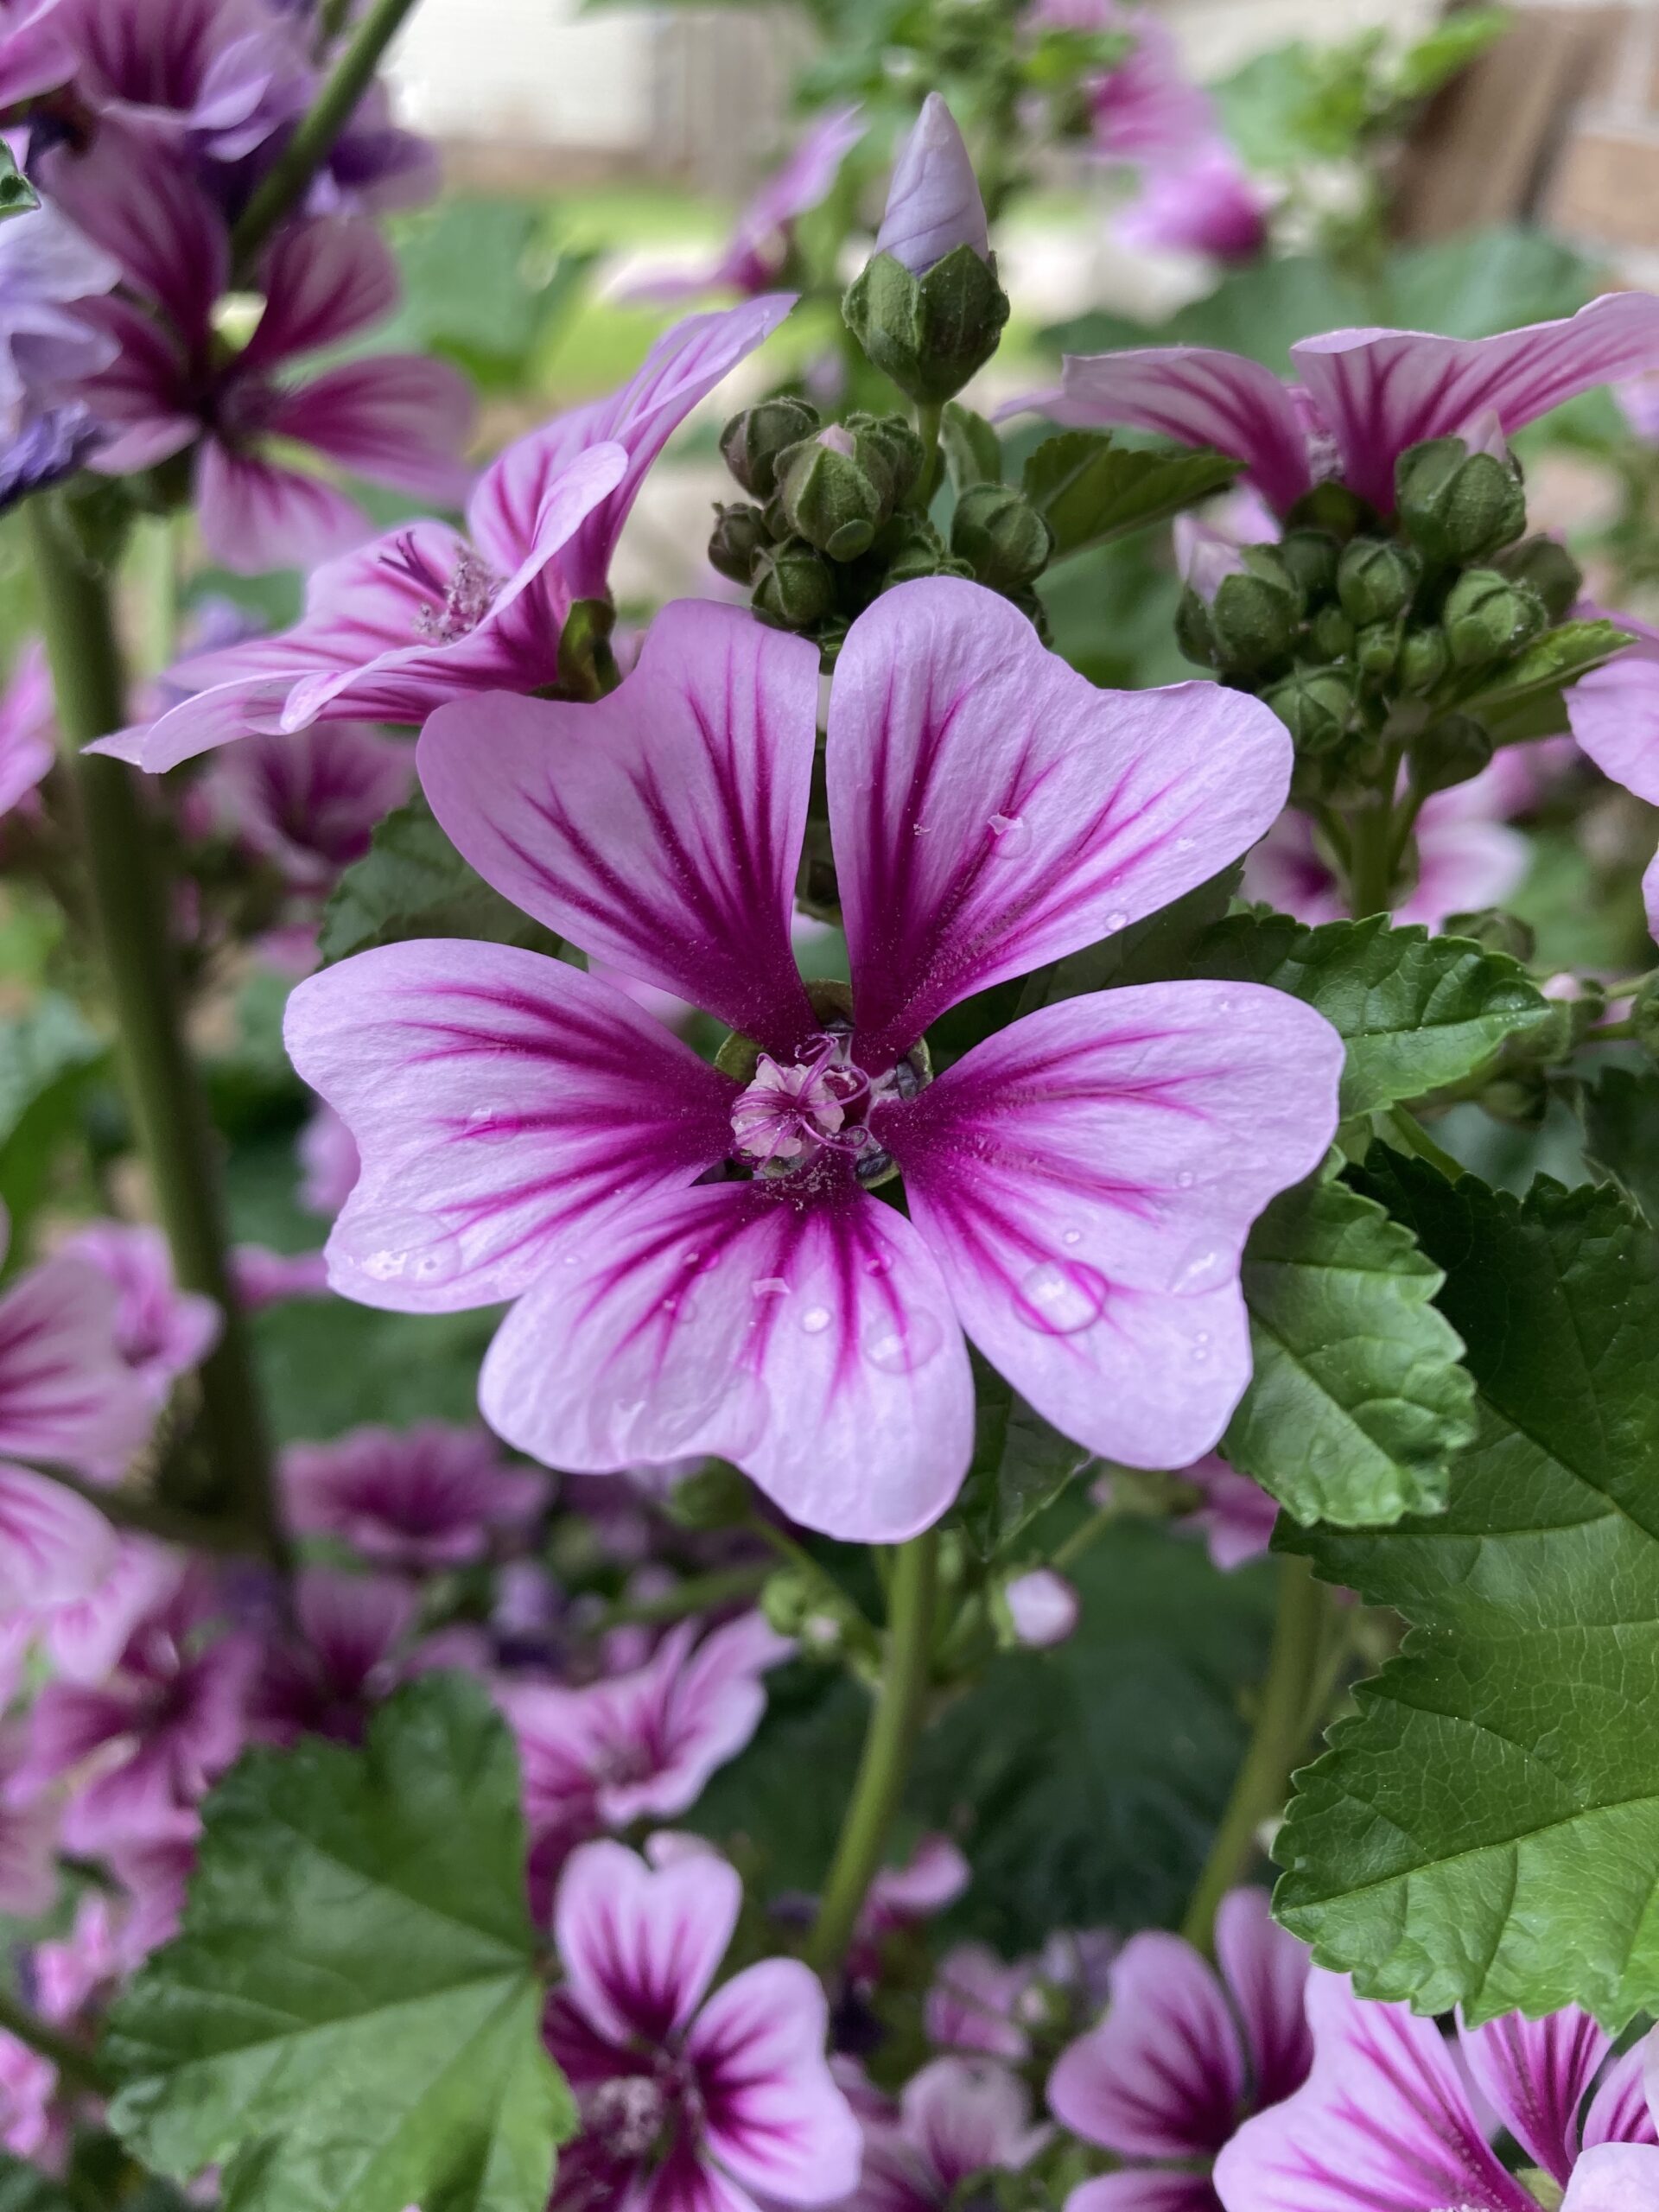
top-left (268, 356), bottom-right (477, 508)
top-left (241, 217), bottom-right (401, 372)
top-left (827, 580), bottom-right (1294, 1069)
top-left (1460, 2007), bottom-right (1610, 2189)
top-left (1561, 2143), bottom-right (1659, 2211)
top-left (556, 1835), bottom-right (741, 2046)
top-left (1066, 2176), bottom-right (1217, 2212)
top-left (0, 1249), bottom-right (154, 1478)
top-left (1215, 1887), bottom-right (1313, 2113)
top-left (419, 601), bottom-right (819, 1053)
top-left (690, 1957), bottom-right (862, 2203)
top-left (879, 982), bottom-right (1341, 1473)
top-left (1049, 1931), bottom-right (1244, 2162)
top-left (41, 121), bottom-right (226, 341)
top-left (0, 1463), bottom-right (113, 1610)
top-left (284, 938), bottom-right (735, 1313)
top-left (195, 444), bottom-right (371, 575)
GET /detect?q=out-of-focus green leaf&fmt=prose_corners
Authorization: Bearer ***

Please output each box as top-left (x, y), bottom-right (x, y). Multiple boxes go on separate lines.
top-left (940, 403), bottom-right (1001, 493)
top-left (319, 794), bottom-right (561, 967)
top-left (1581, 1065), bottom-right (1659, 1228)
top-left (1023, 433), bottom-right (1240, 561)
top-left (957, 1352), bottom-right (1095, 1560)
top-left (0, 146), bottom-right (37, 219)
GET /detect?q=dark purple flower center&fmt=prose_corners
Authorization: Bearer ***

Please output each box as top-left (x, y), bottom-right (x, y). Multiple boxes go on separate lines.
top-left (381, 534), bottom-right (504, 645)
top-left (582, 2052), bottom-right (704, 2167)
top-left (728, 1027), bottom-right (923, 1185)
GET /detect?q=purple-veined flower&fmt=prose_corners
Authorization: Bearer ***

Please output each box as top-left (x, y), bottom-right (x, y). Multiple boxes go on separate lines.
top-left (0, 1718), bottom-right (57, 1917)
top-left (861, 1834), bottom-right (970, 1938)
top-left (27, 1535), bottom-right (180, 1684)
top-left (44, 123), bottom-right (474, 573)
top-left (876, 92), bottom-right (990, 274)
top-left (0, 199), bottom-right (118, 429)
top-left (1052, 1886), bottom-right (1313, 2212)
top-left (500, 1610), bottom-right (791, 1862)
top-left (1027, 0), bottom-right (1213, 167)
top-left (248, 1565), bottom-right (480, 1745)
top-left (57, 1220), bottom-right (221, 1409)
top-left (1213, 1969), bottom-right (1659, 2211)
top-left (201, 721), bottom-right (416, 891)
top-left (103, 296), bottom-right (793, 770)
top-left (280, 1419), bottom-right (549, 1573)
top-left (626, 105), bottom-right (863, 302)
top-left (1014, 296), bottom-right (1659, 514)
top-left (926, 1942), bottom-right (1039, 2062)
top-left (837, 2055), bottom-right (1051, 2210)
top-left (1114, 145), bottom-right (1271, 266)
top-left (545, 1837), bottom-right (861, 2212)
top-left (1565, 611), bottom-right (1659, 941)
top-left (286, 579), bottom-right (1340, 1541)
top-left (0, 640), bottom-right (55, 818)
top-left (1172, 1452), bottom-right (1278, 1570)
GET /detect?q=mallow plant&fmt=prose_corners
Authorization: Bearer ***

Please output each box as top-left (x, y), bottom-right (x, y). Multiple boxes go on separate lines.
top-left (3, 18), bottom-right (1659, 2212)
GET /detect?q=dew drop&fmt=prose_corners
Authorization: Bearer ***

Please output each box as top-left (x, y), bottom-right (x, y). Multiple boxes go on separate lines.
top-left (1173, 1244), bottom-right (1224, 1294)
top-left (861, 1309), bottom-right (944, 1375)
top-left (1174, 836), bottom-right (1196, 854)
top-left (751, 1276), bottom-right (790, 1299)
top-left (1192, 1330), bottom-right (1211, 1364)
top-left (1061, 1227), bottom-right (1083, 1248)
top-left (988, 812), bottom-right (1032, 855)
top-left (1105, 909), bottom-right (1130, 932)
top-left (864, 1250), bottom-right (893, 1277)
top-left (680, 1249), bottom-right (702, 1268)
top-left (1014, 1258), bottom-right (1109, 1336)
top-left (349, 1214), bottom-right (462, 1289)
top-left (800, 1304), bottom-right (833, 1335)
top-left (1176, 1169), bottom-right (1195, 1191)
top-left (464, 1103), bottom-right (514, 1138)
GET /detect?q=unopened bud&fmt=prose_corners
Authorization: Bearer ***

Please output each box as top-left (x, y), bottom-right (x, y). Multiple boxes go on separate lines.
top-left (1412, 712), bottom-right (1493, 794)
top-left (708, 501), bottom-right (768, 584)
top-left (1445, 907), bottom-right (1536, 960)
top-left (776, 426), bottom-right (893, 560)
top-left (1277, 528), bottom-right (1341, 606)
top-left (1309, 606), bottom-right (1355, 662)
top-left (874, 92), bottom-right (990, 274)
top-left (752, 537), bottom-right (836, 629)
top-left (1396, 435), bottom-right (1527, 565)
top-left (1397, 626), bottom-right (1449, 695)
top-left (1262, 666), bottom-right (1355, 753)
top-left (1337, 537), bottom-right (1421, 626)
top-left (997, 1568), bottom-right (1079, 1649)
top-left (1492, 533), bottom-right (1584, 624)
top-left (1441, 569), bottom-right (1548, 670)
top-left (721, 396), bottom-right (820, 499)
top-left (846, 410), bottom-right (928, 507)
top-left (1355, 620), bottom-right (1402, 683)
top-left (875, 518), bottom-right (957, 587)
top-left (1633, 976), bottom-right (1659, 1064)
top-left (1284, 481), bottom-right (1369, 540)
top-left (950, 482), bottom-right (1054, 591)
top-left (1479, 1067), bottom-right (1548, 1128)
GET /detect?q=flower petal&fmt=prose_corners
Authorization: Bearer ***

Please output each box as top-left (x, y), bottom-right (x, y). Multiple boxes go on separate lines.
top-left (284, 939), bottom-right (734, 1313)
top-left (41, 123), bottom-right (226, 340)
top-left (1066, 2178), bottom-right (1217, 2212)
top-left (1215, 1888), bottom-right (1312, 2115)
top-left (0, 1253), bottom-right (154, 1478)
top-left (827, 579), bottom-right (1293, 1068)
top-left (1561, 2143), bottom-right (1659, 2212)
top-left (1565, 625), bottom-right (1659, 805)
top-left (900, 2056), bottom-right (1048, 2187)
top-left (1581, 2039), bottom-right (1659, 2152)
top-left (554, 1835), bottom-right (740, 2045)
top-left (0, 1463), bottom-right (114, 1611)
top-left (1050, 1932), bottom-right (1243, 2162)
top-left (880, 983), bottom-right (1341, 1471)
top-left (1291, 295), bottom-right (1659, 512)
top-left (195, 444), bottom-right (370, 576)
top-left (269, 356), bottom-right (476, 507)
top-left (1020, 346), bottom-right (1313, 514)
top-left (874, 93), bottom-right (989, 274)
top-left (1211, 1970), bottom-right (1536, 2212)
top-left (1459, 2007), bottom-right (1609, 2188)
top-left (691, 1956), bottom-right (862, 2203)
top-left (478, 1173), bottom-right (975, 1542)
top-left (242, 217), bottom-right (400, 370)
top-left (419, 600), bottom-right (818, 1052)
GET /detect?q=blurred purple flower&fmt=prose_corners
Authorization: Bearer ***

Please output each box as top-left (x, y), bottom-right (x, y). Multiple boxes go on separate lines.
top-left (0, 2031), bottom-right (54, 2158)
top-left (298, 1099), bottom-right (360, 1218)
top-left (228, 1243), bottom-right (330, 1307)
top-left (249, 1565), bottom-right (452, 1744)
top-left (1566, 612), bottom-right (1659, 941)
top-left (1176, 1452), bottom-right (1279, 1570)
top-left (202, 721), bottom-right (415, 889)
top-left (281, 1419), bottom-right (549, 1573)
top-left (58, 1220), bottom-right (221, 1408)
top-left (862, 1833), bottom-right (970, 1939)
top-left (288, 582), bottom-right (1338, 1540)
top-left (0, 640), bottom-right (54, 817)
top-left (1002, 1565), bottom-right (1079, 1646)
top-left (842, 2056), bottom-right (1051, 2210)
top-left (926, 1942), bottom-right (1038, 2062)
top-left (876, 92), bottom-right (990, 273)
top-left (1115, 143), bottom-right (1271, 264)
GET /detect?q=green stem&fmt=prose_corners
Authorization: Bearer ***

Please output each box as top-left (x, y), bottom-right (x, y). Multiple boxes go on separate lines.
top-left (1180, 1553), bottom-right (1326, 1955)
top-left (28, 499), bottom-right (285, 1566)
top-left (913, 399), bottom-right (944, 500)
top-left (592, 1564), bottom-right (772, 1632)
top-left (805, 1529), bottom-right (939, 1974)
top-left (1586, 1015), bottom-right (1638, 1045)
top-left (1344, 798), bottom-right (1396, 918)
top-left (232, 0), bottom-right (426, 264)
top-left (0, 1986), bottom-right (111, 2095)
top-left (40, 1462), bottom-right (266, 1557)
top-left (1384, 1105), bottom-right (1465, 1182)
top-left (1050, 1496), bottom-right (1125, 1573)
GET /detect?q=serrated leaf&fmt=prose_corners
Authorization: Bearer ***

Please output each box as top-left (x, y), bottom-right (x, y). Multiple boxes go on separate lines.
top-left (940, 403), bottom-right (1000, 493)
top-left (1021, 432), bottom-right (1240, 561)
top-left (1181, 912), bottom-right (1550, 1116)
top-left (1274, 1160), bottom-right (1659, 2026)
top-left (1581, 1066), bottom-right (1659, 1228)
top-left (318, 793), bottom-right (560, 966)
top-left (957, 1351), bottom-right (1096, 1560)
top-left (1456, 620), bottom-right (1632, 716)
top-left (1224, 1170), bottom-right (1475, 1526)
top-left (104, 1675), bottom-right (575, 2212)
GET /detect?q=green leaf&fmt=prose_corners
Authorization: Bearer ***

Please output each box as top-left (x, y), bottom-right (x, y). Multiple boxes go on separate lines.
top-left (1394, 7), bottom-right (1511, 100)
top-left (1454, 619), bottom-right (1632, 717)
top-left (957, 1351), bottom-right (1096, 1560)
top-left (0, 145), bottom-right (37, 220)
top-left (1179, 912), bottom-right (1551, 1116)
top-left (1046, 257), bottom-right (1370, 378)
top-left (1225, 1169), bottom-right (1475, 1526)
top-left (1275, 1160), bottom-right (1659, 2025)
top-left (0, 995), bottom-right (111, 1258)
top-left (940, 403), bottom-right (1000, 493)
top-left (105, 1675), bottom-right (575, 2212)
top-left (0, 2159), bottom-right (71, 2212)
top-left (319, 793), bottom-right (561, 967)
top-left (1382, 225), bottom-right (1593, 342)
top-left (1021, 433), bottom-right (1241, 561)
top-left (1581, 1066), bottom-right (1659, 1228)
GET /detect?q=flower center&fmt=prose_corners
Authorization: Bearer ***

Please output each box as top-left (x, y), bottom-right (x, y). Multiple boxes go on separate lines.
top-left (382, 534), bottom-right (504, 645)
top-left (583, 2056), bottom-right (704, 2166)
top-left (728, 1027), bottom-right (925, 1186)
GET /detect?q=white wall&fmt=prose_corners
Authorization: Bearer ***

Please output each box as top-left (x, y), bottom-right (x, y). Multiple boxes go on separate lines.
top-left (387, 0), bottom-right (661, 149)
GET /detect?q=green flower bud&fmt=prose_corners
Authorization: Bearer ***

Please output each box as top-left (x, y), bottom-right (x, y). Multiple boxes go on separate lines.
top-left (752, 537), bottom-right (836, 629)
top-left (1262, 666), bottom-right (1356, 754)
top-left (1337, 537), bottom-right (1421, 626)
top-left (1277, 528), bottom-right (1342, 605)
top-left (1444, 907), bottom-right (1536, 961)
top-left (1492, 533), bottom-right (1585, 624)
top-left (1398, 625), bottom-right (1450, 695)
top-left (721, 396), bottom-right (820, 499)
top-left (846, 410), bottom-right (928, 506)
top-left (775, 425), bottom-right (893, 561)
top-left (662, 1459), bottom-right (752, 1530)
top-left (1479, 1068), bottom-right (1549, 1128)
top-left (1412, 712), bottom-right (1493, 794)
top-left (1441, 569), bottom-right (1548, 670)
top-left (950, 482), bottom-right (1054, 591)
top-left (1177, 539), bottom-right (1300, 674)
top-left (1309, 605), bottom-right (1356, 662)
top-left (1355, 620), bottom-right (1401, 683)
top-left (707, 501), bottom-right (769, 585)
top-left (842, 244), bottom-right (1012, 407)
top-left (1284, 482), bottom-right (1370, 540)
top-left (1395, 435), bottom-right (1527, 565)
top-left (876, 517), bottom-right (963, 588)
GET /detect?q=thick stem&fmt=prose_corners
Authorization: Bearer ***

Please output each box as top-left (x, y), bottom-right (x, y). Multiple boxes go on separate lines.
top-left (805, 1529), bottom-right (939, 1974)
top-left (41, 1461), bottom-right (267, 1556)
top-left (232, 0), bottom-right (426, 264)
top-left (1344, 798), bottom-right (1396, 919)
top-left (27, 499), bottom-right (285, 1565)
top-left (1180, 1552), bottom-right (1326, 1955)
top-left (0, 1985), bottom-right (111, 2095)
top-left (593, 1564), bottom-right (772, 1632)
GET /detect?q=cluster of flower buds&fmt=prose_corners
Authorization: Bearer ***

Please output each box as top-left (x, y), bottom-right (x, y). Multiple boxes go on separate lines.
top-left (1175, 428), bottom-right (1584, 807)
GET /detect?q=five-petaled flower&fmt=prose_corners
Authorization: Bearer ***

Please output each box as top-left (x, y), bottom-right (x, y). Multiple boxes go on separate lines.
top-left (287, 576), bottom-right (1341, 1541)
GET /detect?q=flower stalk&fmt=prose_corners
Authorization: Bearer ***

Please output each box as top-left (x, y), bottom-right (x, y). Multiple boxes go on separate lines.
top-left (27, 496), bottom-right (284, 1565)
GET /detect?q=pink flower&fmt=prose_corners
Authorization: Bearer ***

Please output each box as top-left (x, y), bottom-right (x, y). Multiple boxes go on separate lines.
top-left (1174, 1452), bottom-right (1279, 1570)
top-left (57, 1221), bottom-right (221, 1408)
top-left (1018, 295), bottom-right (1659, 513)
top-left (12, 1556), bottom-right (257, 1853)
top-left (628, 105), bottom-right (863, 302)
top-left (229, 1243), bottom-right (331, 1308)
top-left (249, 1565), bottom-right (474, 1745)
top-left (31, 1536), bottom-right (181, 1683)
top-left (1002, 1566), bottom-right (1079, 1646)
top-left (0, 2032), bottom-right (55, 2158)
top-left (501, 1610), bottom-right (791, 1857)
top-left (45, 124), bottom-right (474, 573)
top-left (1052, 1887), bottom-right (1312, 2211)
top-left (0, 1718), bottom-right (58, 1917)
top-left (926, 1942), bottom-right (1038, 2062)
top-left (841, 2056), bottom-right (1051, 2209)
top-left (875, 93), bottom-right (990, 274)
top-left (1115, 144), bottom-right (1271, 266)
top-left (545, 1837), bottom-right (861, 2210)
top-left (1040, 0), bottom-right (1215, 167)
top-left (1213, 1971), bottom-right (1659, 2212)
top-left (287, 580), bottom-right (1339, 1541)
top-left (298, 1100), bottom-right (360, 1218)
top-left (0, 640), bottom-right (56, 818)
top-left (280, 1420), bottom-right (549, 1573)
top-left (105, 296), bottom-right (792, 771)
top-left (1565, 613), bottom-right (1659, 940)
top-left (0, 202), bottom-right (119, 446)
top-left (202, 721), bottom-right (416, 891)
top-left (861, 1834), bottom-right (970, 1940)
top-left (0, 1205), bottom-right (154, 1478)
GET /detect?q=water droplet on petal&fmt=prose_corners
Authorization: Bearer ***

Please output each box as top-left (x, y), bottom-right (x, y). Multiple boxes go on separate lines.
top-left (861, 1309), bottom-right (944, 1375)
top-left (864, 1251), bottom-right (893, 1277)
top-left (751, 1276), bottom-right (790, 1299)
top-left (800, 1304), bottom-right (833, 1335)
top-left (1174, 836), bottom-right (1195, 854)
top-left (1061, 1227), bottom-right (1083, 1248)
top-left (1176, 1169), bottom-right (1195, 1191)
top-left (1015, 1259), bottom-right (1109, 1336)
top-left (681, 1249), bottom-right (702, 1268)
top-left (1173, 1245), bottom-right (1225, 1294)
top-left (988, 812), bottom-right (1032, 854)
top-left (1105, 910), bottom-right (1130, 933)
top-left (1192, 1330), bottom-right (1211, 1364)
top-left (347, 1213), bottom-right (462, 1289)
